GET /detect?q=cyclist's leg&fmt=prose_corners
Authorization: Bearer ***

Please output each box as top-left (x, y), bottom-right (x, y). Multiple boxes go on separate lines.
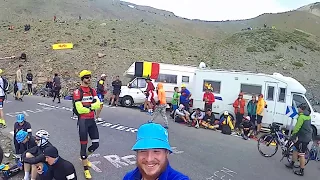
top-left (77, 119), bottom-right (89, 161)
top-left (24, 152), bottom-right (38, 180)
top-left (293, 141), bottom-right (308, 175)
top-left (87, 120), bottom-right (99, 154)
top-left (57, 87), bottom-right (61, 103)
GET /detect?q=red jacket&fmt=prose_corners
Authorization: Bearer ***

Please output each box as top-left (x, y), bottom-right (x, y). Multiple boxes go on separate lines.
top-left (233, 98), bottom-right (246, 114)
top-left (203, 92), bottom-right (215, 105)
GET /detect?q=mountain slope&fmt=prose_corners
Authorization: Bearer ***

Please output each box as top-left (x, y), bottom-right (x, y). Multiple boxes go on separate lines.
top-left (0, 0), bottom-right (320, 100)
top-left (297, 2), bottom-right (320, 17)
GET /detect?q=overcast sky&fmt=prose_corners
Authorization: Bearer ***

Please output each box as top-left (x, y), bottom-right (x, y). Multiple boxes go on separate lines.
top-left (122, 0), bottom-right (317, 21)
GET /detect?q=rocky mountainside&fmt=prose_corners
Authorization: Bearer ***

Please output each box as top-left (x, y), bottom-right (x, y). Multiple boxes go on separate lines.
top-left (298, 2), bottom-right (320, 17)
top-left (0, 0), bottom-right (320, 102)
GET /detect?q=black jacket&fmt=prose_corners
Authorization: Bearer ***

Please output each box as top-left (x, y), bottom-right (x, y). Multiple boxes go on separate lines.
top-left (50, 157), bottom-right (77, 180)
top-left (23, 142), bottom-right (53, 164)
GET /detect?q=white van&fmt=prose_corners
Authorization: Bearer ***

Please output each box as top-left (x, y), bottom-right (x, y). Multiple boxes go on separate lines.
top-left (119, 62), bottom-right (197, 107)
top-left (190, 65), bottom-right (320, 137)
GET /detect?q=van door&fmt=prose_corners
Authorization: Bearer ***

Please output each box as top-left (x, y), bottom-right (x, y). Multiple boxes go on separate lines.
top-left (263, 82), bottom-right (278, 126)
top-left (128, 78), bottom-right (147, 104)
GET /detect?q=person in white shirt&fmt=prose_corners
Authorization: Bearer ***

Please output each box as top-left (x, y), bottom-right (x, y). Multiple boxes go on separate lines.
top-left (0, 69), bottom-right (7, 128)
top-left (191, 108), bottom-right (205, 128)
top-left (174, 104), bottom-right (190, 124)
top-left (16, 64), bottom-right (23, 101)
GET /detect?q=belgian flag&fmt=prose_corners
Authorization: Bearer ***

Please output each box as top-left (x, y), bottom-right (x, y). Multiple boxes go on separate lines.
top-left (134, 62), bottom-right (160, 79)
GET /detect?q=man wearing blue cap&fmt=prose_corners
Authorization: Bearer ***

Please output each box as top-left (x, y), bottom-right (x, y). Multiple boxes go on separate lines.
top-left (13, 114), bottom-right (32, 154)
top-left (123, 123), bottom-right (189, 180)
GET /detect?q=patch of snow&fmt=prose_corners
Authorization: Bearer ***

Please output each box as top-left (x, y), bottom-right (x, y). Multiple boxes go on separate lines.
top-left (128, 5), bottom-right (135, 9)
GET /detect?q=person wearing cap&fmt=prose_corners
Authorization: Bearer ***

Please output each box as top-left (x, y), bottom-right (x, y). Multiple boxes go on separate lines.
top-left (73, 70), bottom-right (101, 179)
top-left (123, 123), bottom-right (189, 180)
top-left (144, 76), bottom-right (155, 114)
top-left (0, 69), bottom-right (7, 127)
top-left (38, 146), bottom-right (77, 180)
top-left (239, 116), bottom-right (254, 140)
top-left (191, 108), bottom-right (204, 128)
top-left (233, 92), bottom-right (246, 129)
top-left (13, 114), bottom-right (32, 154)
top-left (95, 74), bottom-right (107, 122)
top-left (179, 84), bottom-right (191, 112)
top-left (219, 111), bottom-right (234, 135)
top-left (173, 104), bottom-right (190, 124)
top-left (110, 75), bottom-right (122, 107)
top-left (202, 108), bottom-right (218, 130)
top-left (150, 83), bottom-right (169, 128)
top-left (23, 129), bottom-right (52, 180)
top-left (203, 87), bottom-right (215, 111)
top-left (256, 94), bottom-right (267, 134)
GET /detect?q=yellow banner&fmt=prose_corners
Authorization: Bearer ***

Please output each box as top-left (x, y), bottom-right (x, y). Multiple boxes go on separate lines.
top-left (52, 43), bottom-right (73, 50)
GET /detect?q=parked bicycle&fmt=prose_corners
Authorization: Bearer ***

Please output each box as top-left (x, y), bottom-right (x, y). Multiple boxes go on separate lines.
top-left (257, 122), bottom-right (310, 167)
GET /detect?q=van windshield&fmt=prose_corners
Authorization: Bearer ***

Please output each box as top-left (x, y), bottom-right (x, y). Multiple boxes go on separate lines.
top-left (292, 93), bottom-right (314, 112)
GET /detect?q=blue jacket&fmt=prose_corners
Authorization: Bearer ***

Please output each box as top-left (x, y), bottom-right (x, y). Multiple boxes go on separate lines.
top-left (123, 163), bottom-right (189, 180)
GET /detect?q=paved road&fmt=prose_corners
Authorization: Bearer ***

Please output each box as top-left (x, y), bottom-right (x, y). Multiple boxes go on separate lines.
top-left (1, 96), bottom-right (319, 180)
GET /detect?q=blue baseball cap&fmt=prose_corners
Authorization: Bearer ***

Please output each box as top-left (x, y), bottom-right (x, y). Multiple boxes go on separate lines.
top-left (16, 114), bottom-right (25, 123)
top-left (132, 123), bottom-right (172, 153)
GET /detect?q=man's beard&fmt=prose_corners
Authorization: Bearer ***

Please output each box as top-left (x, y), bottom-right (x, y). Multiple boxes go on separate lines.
top-left (137, 158), bottom-right (168, 180)
top-left (83, 80), bottom-right (90, 85)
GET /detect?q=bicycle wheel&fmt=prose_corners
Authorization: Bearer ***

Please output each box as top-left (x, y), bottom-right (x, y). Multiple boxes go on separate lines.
top-left (287, 144), bottom-right (311, 168)
top-left (258, 134), bottom-right (278, 157)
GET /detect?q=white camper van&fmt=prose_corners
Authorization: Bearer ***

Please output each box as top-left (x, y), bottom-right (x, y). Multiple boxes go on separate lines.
top-left (119, 62), bottom-right (197, 107)
top-left (190, 65), bottom-right (320, 137)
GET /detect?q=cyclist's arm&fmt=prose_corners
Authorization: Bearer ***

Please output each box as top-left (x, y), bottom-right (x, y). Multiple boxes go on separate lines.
top-left (90, 89), bottom-right (101, 110)
top-left (65, 164), bottom-right (77, 180)
top-left (24, 154), bottom-right (45, 164)
top-left (292, 116), bottom-right (304, 136)
top-left (26, 122), bottom-right (32, 135)
top-left (73, 90), bottom-right (90, 114)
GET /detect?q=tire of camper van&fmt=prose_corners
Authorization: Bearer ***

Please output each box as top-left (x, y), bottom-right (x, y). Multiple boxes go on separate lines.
top-left (121, 96), bottom-right (134, 107)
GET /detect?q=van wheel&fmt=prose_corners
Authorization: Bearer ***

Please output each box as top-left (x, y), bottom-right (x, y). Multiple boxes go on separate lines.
top-left (312, 126), bottom-right (317, 140)
top-left (121, 96), bottom-right (133, 107)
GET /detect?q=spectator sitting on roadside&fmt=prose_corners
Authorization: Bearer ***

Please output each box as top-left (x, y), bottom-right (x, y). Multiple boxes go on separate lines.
top-left (239, 116), bottom-right (254, 140)
top-left (219, 111), bottom-right (234, 135)
top-left (191, 108), bottom-right (204, 128)
top-left (201, 108), bottom-right (219, 130)
top-left (174, 104), bottom-right (190, 124)
top-left (43, 78), bottom-right (53, 97)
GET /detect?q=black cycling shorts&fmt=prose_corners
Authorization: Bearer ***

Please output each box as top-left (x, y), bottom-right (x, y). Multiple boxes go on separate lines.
top-left (77, 119), bottom-right (99, 144)
top-left (294, 141), bottom-right (308, 154)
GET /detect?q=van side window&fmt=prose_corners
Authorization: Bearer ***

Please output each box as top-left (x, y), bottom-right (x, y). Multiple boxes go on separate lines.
top-left (155, 74), bottom-right (177, 84)
top-left (267, 86), bottom-right (274, 100)
top-left (278, 88), bottom-right (286, 102)
top-left (240, 84), bottom-right (262, 95)
top-left (182, 76), bottom-right (189, 83)
top-left (130, 79), bottom-right (138, 88)
top-left (203, 80), bottom-right (221, 93)
top-left (292, 94), bottom-right (308, 108)
top-left (137, 78), bottom-right (146, 88)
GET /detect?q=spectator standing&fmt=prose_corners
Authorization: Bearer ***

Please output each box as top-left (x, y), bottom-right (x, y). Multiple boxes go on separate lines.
top-left (16, 64), bottom-right (23, 101)
top-left (52, 73), bottom-right (61, 103)
top-left (0, 69), bottom-right (7, 127)
top-left (203, 87), bottom-right (215, 111)
top-left (171, 87), bottom-right (180, 112)
top-left (256, 94), bottom-right (267, 134)
top-left (110, 75), bottom-right (122, 107)
top-left (150, 83), bottom-right (168, 129)
top-left (96, 74), bottom-right (107, 122)
top-left (233, 92), bottom-right (245, 129)
top-left (247, 95), bottom-right (257, 130)
top-left (180, 84), bottom-right (192, 112)
top-left (45, 78), bottom-right (53, 97)
top-left (26, 70), bottom-right (33, 95)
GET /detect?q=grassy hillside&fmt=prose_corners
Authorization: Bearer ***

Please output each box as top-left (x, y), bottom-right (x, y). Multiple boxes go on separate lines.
top-left (0, 0), bottom-right (320, 100)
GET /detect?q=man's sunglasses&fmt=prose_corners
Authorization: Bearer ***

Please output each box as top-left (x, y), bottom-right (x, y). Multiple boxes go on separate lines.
top-left (83, 76), bottom-right (91, 79)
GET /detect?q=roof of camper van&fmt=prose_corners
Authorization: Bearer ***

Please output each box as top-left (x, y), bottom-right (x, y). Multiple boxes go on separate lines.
top-left (124, 62), bottom-right (198, 77)
top-left (196, 68), bottom-right (307, 94)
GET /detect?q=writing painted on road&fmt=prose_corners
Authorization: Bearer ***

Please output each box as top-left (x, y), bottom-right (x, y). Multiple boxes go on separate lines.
top-left (38, 102), bottom-right (139, 133)
top-left (206, 167), bottom-right (237, 180)
top-left (104, 147), bottom-right (184, 168)
top-left (6, 106), bottom-right (62, 117)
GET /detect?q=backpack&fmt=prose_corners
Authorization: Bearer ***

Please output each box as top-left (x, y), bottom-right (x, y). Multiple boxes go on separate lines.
top-left (72, 87), bottom-right (94, 117)
top-left (0, 77), bottom-right (9, 93)
top-left (221, 116), bottom-right (232, 135)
